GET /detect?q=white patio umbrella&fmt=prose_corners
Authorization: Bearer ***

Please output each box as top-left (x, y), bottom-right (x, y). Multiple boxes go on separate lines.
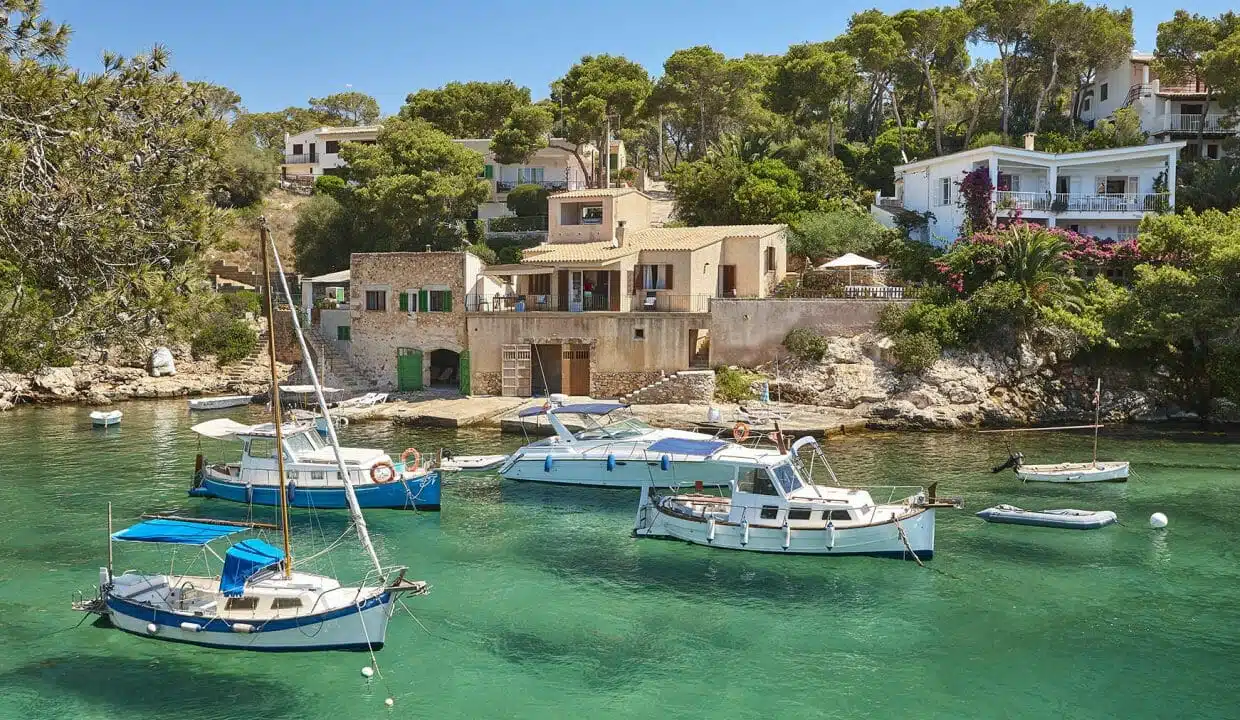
top-left (817, 252), bottom-right (881, 285)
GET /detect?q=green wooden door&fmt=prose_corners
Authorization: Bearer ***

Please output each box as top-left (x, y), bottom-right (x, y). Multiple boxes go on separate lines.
top-left (397, 348), bottom-right (423, 391)
top-left (458, 350), bottom-right (471, 395)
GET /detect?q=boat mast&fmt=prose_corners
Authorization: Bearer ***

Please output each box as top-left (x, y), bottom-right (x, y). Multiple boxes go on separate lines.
top-left (260, 221), bottom-right (294, 578)
top-left (262, 221), bottom-right (385, 580)
top-left (1092, 377), bottom-right (1102, 467)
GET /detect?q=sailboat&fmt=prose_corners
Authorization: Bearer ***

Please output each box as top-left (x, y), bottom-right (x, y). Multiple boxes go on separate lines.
top-left (72, 220), bottom-right (427, 650)
top-left (987, 379), bottom-right (1130, 483)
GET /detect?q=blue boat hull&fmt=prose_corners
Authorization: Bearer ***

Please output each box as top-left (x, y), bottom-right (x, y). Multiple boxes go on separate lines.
top-left (190, 473), bottom-right (440, 510)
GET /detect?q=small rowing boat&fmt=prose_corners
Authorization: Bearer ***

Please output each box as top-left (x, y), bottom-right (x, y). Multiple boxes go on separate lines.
top-left (976, 504), bottom-right (1117, 530)
top-left (90, 410), bottom-right (123, 427)
top-left (188, 395), bottom-right (253, 411)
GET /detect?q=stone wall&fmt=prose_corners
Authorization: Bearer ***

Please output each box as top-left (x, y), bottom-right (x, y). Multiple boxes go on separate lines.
top-left (625, 370), bottom-right (716, 405)
top-left (592, 370), bottom-right (665, 399)
top-left (349, 252), bottom-right (471, 389)
top-left (709, 298), bottom-right (907, 368)
top-left (473, 371), bottom-right (502, 396)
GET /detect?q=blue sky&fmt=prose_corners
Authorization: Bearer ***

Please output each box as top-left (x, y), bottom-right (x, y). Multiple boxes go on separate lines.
top-left (44, 0), bottom-right (1237, 116)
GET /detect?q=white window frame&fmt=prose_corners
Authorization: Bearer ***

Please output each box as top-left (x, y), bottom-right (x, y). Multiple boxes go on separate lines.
top-left (364, 287), bottom-right (389, 312)
top-left (938, 177), bottom-right (951, 206)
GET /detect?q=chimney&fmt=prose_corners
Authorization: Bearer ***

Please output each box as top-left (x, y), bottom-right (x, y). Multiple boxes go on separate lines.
top-left (616, 220), bottom-right (626, 247)
top-left (1023, 132), bottom-right (1036, 151)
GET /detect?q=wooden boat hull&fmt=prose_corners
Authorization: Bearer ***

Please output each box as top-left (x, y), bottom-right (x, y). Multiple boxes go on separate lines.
top-left (635, 500), bottom-right (935, 558)
top-left (976, 505), bottom-right (1117, 530)
top-left (190, 472), bottom-right (441, 510)
top-left (105, 590), bottom-right (394, 651)
top-left (1016, 461), bottom-right (1129, 483)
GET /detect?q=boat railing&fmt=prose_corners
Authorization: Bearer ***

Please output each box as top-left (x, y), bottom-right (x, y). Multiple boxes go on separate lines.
top-left (848, 485), bottom-right (928, 505)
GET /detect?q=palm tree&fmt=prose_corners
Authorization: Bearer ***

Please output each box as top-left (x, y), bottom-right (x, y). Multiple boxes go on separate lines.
top-left (995, 225), bottom-right (1085, 313)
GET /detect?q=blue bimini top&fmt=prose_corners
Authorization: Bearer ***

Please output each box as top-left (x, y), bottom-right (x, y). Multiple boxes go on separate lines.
top-left (220, 539), bottom-right (286, 597)
top-left (645, 438), bottom-right (729, 457)
top-left (111, 519), bottom-right (248, 546)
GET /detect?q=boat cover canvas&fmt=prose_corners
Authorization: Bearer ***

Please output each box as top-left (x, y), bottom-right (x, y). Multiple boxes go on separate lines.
top-left (517, 402), bottom-right (627, 418)
top-left (190, 418), bottom-right (313, 441)
top-left (112, 519), bottom-right (248, 545)
top-left (646, 438), bottom-right (728, 457)
top-left (221, 539), bottom-right (286, 597)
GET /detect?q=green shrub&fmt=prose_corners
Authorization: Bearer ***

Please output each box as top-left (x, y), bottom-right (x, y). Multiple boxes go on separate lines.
top-left (505, 184), bottom-right (550, 217)
top-left (489, 215), bottom-right (547, 233)
top-left (497, 245), bottom-right (523, 264)
top-left (192, 319), bottom-right (258, 366)
top-left (891, 331), bottom-right (941, 373)
top-left (313, 174), bottom-right (348, 200)
top-left (467, 243), bottom-right (497, 264)
top-left (715, 367), bottom-right (760, 402)
top-left (783, 327), bottom-right (830, 362)
top-left (220, 289), bottom-right (261, 317)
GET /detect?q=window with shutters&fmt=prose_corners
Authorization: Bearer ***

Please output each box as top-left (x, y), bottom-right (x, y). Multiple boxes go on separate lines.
top-left (292, 143), bottom-right (303, 155)
top-left (636, 264), bottom-right (672, 290)
top-left (1100, 83), bottom-right (1108, 102)
top-left (365, 290), bottom-right (386, 312)
top-left (324, 140), bottom-right (340, 153)
top-left (336, 325), bottom-right (351, 341)
top-left (428, 289), bottom-right (452, 312)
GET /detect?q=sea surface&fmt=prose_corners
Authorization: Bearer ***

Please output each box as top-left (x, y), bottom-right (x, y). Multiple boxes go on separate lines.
top-left (0, 401), bottom-right (1238, 719)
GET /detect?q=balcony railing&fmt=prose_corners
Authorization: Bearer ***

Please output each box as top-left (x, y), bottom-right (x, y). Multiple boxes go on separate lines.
top-left (464, 293), bottom-right (710, 313)
top-left (283, 153), bottom-right (316, 164)
top-left (993, 191), bottom-right (1169, 213)
top-left (494, 179), bottom-right (583, 194)
top-left (1163, 114), bottom-right (1236, 133)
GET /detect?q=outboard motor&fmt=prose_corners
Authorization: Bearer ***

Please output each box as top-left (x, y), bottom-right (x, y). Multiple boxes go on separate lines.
top-left (991, 451), bottom-right (1024, 474)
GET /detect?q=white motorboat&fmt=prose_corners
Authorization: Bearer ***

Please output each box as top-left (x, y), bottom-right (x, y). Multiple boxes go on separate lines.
top-left (634, 437), bottom-right (955, 559)
top-left (987, 378), bottom-right (1130, 483)
top-left (188, 395), bottom-right (253, 411)
top-left (976, 504), bottom-right (1118, 529)
top-left (498, 402), bottom-right (737, 488)
top-left (89, 410), bottom-right (123, 427)
top-left (73, 220), bottom-right (428, 652)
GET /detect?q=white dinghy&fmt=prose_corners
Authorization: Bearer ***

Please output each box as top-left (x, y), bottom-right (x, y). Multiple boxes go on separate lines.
top-left (977, 504), bottom-right (1117, 530)
top-left (89, 410), bottom-right (123, 427)
top-left (986, 379), bottom-right (1130, 483)
top-left (634, 436), bottom-right (959, 559)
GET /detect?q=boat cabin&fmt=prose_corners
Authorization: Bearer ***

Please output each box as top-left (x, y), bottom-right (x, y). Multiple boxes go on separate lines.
top-left (192, 418), bottom-right (397, 488)
top-left (516, 402), bottom-right (655, 444)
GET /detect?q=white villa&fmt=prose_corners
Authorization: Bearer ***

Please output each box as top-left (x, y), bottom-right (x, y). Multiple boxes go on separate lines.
top-left (281, 125), bottom-right (381, 177)
top-left (451, 138), bottom-right (595, 220)
top-left (878, 138), bottom-right (1185, 245)
top-left (1079, 52), bottom-right (1238, 160)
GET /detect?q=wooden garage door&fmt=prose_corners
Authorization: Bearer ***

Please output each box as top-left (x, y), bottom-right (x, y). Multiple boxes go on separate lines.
top-left (562, 344), bottom-right (590, 396)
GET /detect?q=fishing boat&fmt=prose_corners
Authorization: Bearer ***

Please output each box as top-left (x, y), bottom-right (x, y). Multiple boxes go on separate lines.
top-left (72, 219), bottom-right (427, 651)
top-left (634, 436), bottom-right (957, 558)
top-left (498, 402), bottom-right (736, 488)
top-left (89, 410), bottom-right (123, 427)
top-left (188, 395), bottom-right (253, 411)
top-left (976, 504), bottom-right (1117, 530)
top-left (188, 417), bottom-right (441, 510)
top-left (986, 379), bottom-right (1130, 483)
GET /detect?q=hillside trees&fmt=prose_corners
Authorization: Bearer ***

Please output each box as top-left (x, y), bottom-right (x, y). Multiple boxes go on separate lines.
top-left (551, 54), bottom-right (652, 187)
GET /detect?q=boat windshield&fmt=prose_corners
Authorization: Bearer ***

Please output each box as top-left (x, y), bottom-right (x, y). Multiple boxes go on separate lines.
top-left (283, 430), bottom-right (320, 458)
top-left (769, 462), bottom-right (804, 494)
top-left (574, 417), bottom-right (652, 441)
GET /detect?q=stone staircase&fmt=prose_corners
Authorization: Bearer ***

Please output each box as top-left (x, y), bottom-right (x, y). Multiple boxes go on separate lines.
top-left (644, 181), bottom-right (676, 227)
top-left (620, 369), bottom-right (715, 405)
top-left (301, 326), bottom-right (379, 394)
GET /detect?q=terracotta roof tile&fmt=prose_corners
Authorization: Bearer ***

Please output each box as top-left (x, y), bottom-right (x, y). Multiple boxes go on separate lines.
top-left (520, 224), bottom-right (785, 264)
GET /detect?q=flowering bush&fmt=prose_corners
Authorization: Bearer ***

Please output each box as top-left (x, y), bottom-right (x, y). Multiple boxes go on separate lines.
top-left (957, 167), bottom-right (993, 234)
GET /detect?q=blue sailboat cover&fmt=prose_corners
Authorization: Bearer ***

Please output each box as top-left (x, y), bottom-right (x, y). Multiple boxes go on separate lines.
top-left (112, 519), bottom-right (248, 545)
top-left (518, 402), bottom-right (626, 417)
top-left (646, 438), bottom-right (728, 456)
top-left (221, 539), bottom-right (286, 597)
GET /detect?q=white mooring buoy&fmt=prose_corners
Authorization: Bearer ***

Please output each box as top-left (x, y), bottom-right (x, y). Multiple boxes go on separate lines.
top-left (385, 698), bottom-right (395, 707)
top-left (361, 665), bottom-right (374, 678)
top-left (1149, 512), bottom-right (1168, 529)
top-left (146, 623), bottom-right (158, 635)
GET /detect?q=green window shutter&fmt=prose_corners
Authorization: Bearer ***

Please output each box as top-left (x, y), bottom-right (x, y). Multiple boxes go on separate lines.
top-left (335, 287), bottom-right (345, 303)
top-left (458, 350), bottom-right (471, 395)
top-left (442, 290), bottom-right (452, 312)
top-left (484, 164), bottom-right (494, 179)
top-left (398, 292), bottom-right (409, 312)
top-left (418, 290), bottom-right (429, 312)
top-left (337, 325), bottom-right (350, 341)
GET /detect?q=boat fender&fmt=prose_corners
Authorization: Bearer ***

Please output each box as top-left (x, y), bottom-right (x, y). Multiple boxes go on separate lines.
top-left (361, 666), bottom-right (375, 678)
top-left (400, 448), bottom-right (421, 471)
top-left (193, 453), bottom-right (205, 483)
top-left (707, 517), bottom-right (716, 542)
top-left (180, 622), bottom-right (202, 632)
top-left (544, 456), bottom-right (554, 473)
top-left (370, 462), bottom-right (397, 484)
top-left (733, 421), bottom-right (750, 442)
top-left (826, 521), bottom-right (836, 550)
top-left (606, 454), bottom-right (616, 471)
top-left (660, 454), bottom-right (670, 472)
top-left (146, 623), bottom-right (158, 635)
top-left (286, 481), bottom-right (296, 503)
top-left (231, 623), bottom-right (255, 633)
top-left (741, 520), bottom-right (750, 546)
top-left (1150, 512), bottom-right (1168, 529)
top-left (245, 483), bottom-right (253, 505)
top-left (783, 522), bottom-right (791, 550)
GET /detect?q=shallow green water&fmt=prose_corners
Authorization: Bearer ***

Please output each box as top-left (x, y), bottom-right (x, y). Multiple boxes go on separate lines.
top-left (1, 401), bottom-right (1238, 719)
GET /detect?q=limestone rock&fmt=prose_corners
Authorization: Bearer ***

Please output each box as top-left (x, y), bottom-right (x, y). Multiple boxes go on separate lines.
top-left (150, 347), bottom-right (177, 377)
top-left (33, 367), bottom-right (77, 398)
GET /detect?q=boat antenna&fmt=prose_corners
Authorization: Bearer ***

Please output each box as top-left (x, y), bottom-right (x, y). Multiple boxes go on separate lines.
top-left (262, 220), bottom-right (385, 580)
top-left (259, 221), bottom-right (294, 578)
top-left (1092, 377), bottom-right (1101, 467)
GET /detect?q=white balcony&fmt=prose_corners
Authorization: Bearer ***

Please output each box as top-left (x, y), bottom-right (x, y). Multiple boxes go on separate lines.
top-left (993, 191), bottom-right (1169, 214)
top-left (1163, 114), bottom-right (1237, 133)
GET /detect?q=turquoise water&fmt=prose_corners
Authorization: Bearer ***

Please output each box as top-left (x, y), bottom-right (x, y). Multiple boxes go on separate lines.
top-left (1, 401), bottom-right (1238, 719)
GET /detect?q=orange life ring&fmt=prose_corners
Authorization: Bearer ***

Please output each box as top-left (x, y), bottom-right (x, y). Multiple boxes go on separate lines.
top-left (733, 421), bottom-right (750, 442)
top-left (400, 447), bottom-right (421, 471)
top-left (370, 461), bottom-right (397, 484)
